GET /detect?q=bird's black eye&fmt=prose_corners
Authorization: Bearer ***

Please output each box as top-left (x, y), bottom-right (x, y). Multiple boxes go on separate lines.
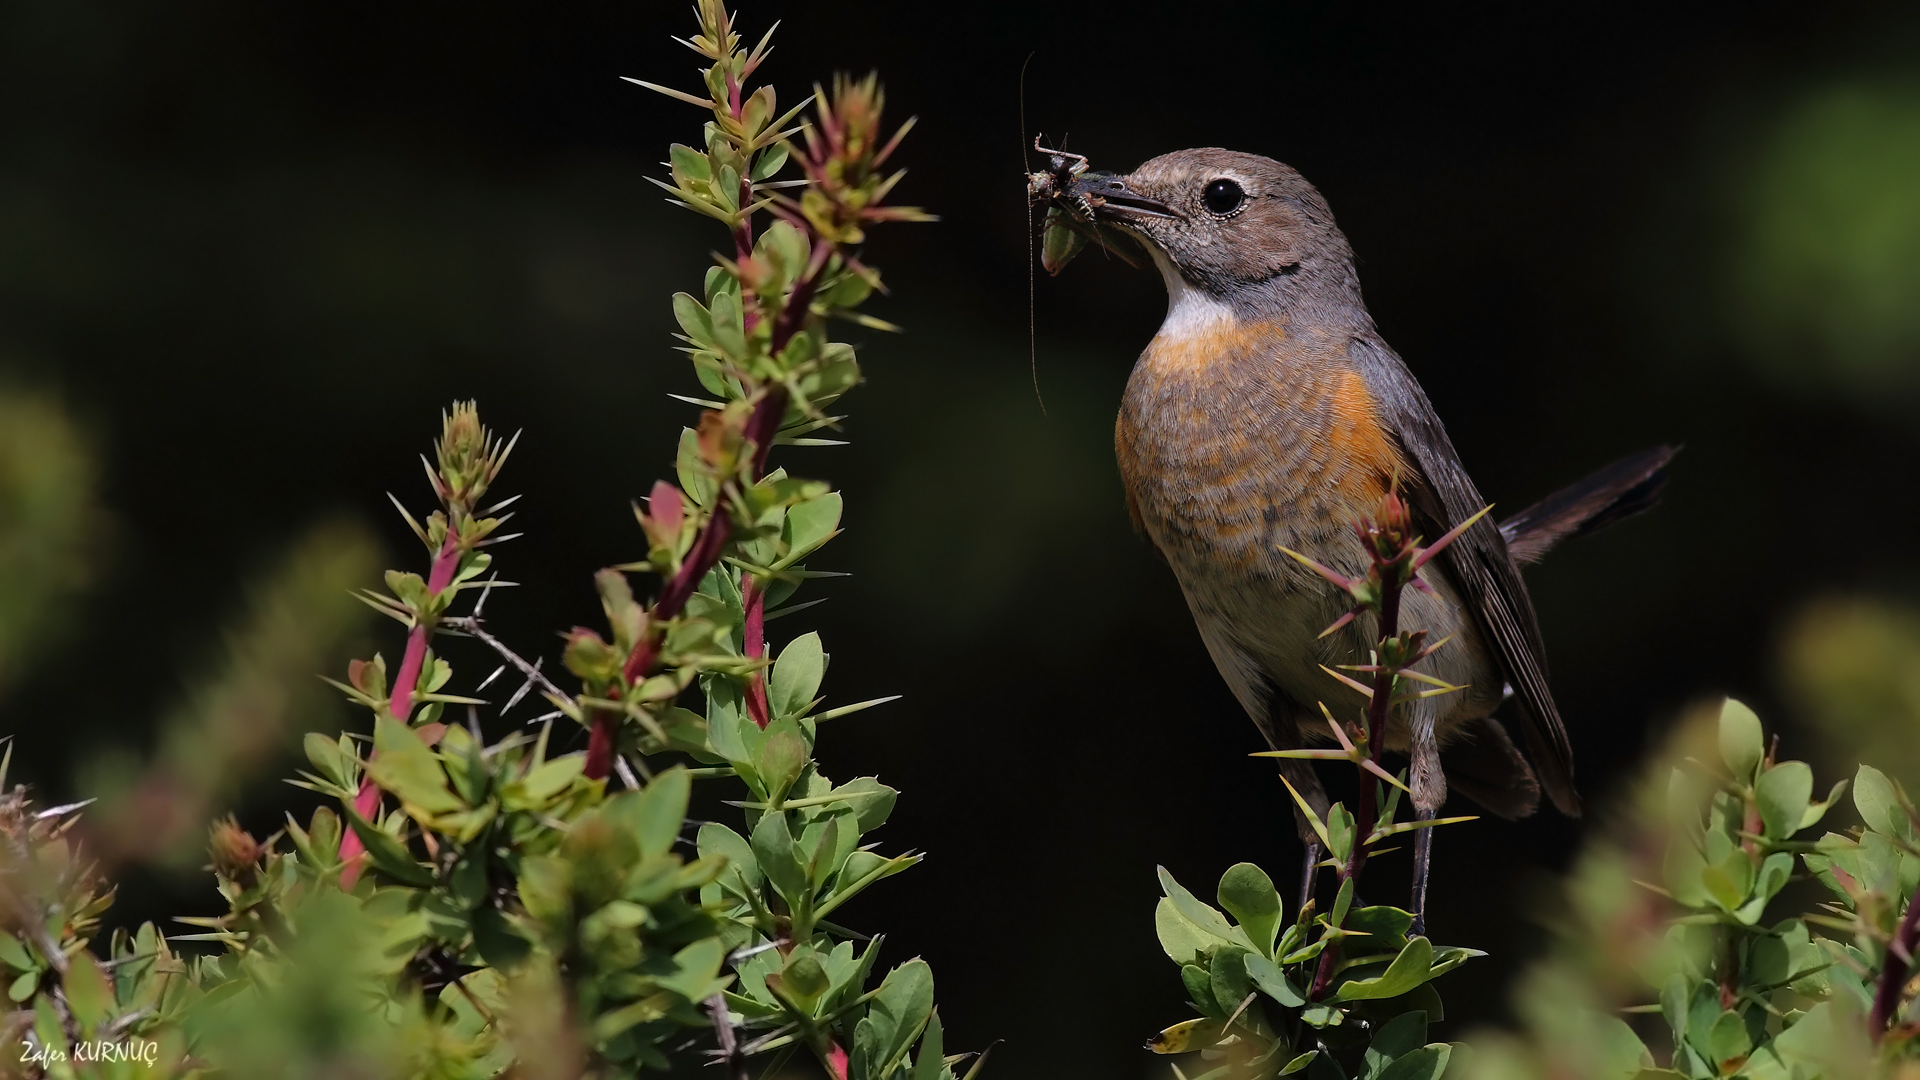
top-left (1202, 178), bottom-right (1245, 215)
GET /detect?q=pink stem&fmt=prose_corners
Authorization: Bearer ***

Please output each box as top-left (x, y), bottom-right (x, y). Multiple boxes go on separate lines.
top-left (339, 532), bottom-right (463, 887)
top-left (742, 575), bottom-right (770, 729)
top-left (1873, 881), bottom-right (1920, 1040)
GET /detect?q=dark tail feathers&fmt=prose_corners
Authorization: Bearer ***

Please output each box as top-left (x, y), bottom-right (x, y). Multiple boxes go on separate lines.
top-left (1499, 445), bottom-right (1679, 565)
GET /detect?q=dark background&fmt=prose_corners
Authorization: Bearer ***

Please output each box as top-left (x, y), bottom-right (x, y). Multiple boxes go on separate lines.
top-left (6, 1), bottom-right (1920, 1075)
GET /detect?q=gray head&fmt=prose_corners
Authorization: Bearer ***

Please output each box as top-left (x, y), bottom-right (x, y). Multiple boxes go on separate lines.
top-left (1072, 148), bottom-right (1365, 323)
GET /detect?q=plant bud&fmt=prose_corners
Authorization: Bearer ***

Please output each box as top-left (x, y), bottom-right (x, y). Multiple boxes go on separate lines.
top-left (208, 815), bottom-right (262, 883)
top-left (562, 627), bottom-right (621, 686)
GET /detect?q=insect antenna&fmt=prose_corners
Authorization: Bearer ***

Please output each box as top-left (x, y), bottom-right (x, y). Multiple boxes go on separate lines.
top-left (1019, 50), bottom-right (1046, 415)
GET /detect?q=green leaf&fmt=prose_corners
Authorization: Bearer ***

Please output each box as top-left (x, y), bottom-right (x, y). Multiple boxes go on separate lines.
top-left (342, 806), bottom-right (435, 887)
top-left (1589, 1016), bottom-right (1654, 1077)
top-left (1218, 863), bottom-right (1283, 957)
top-left (668, 144), bottom-right (712, 183)
top-left (659, 937), bottom-right (730, 1003)
top-left (803, 815), bottom-right (842, 888)
top-left (304, 730), bottom-right (357, 790)
top-left (1766, 998), bottom-right (1873, 1075)
top-left (472, 907), bottom-right (532, 969)
top-left (1855, 764), bottom-right (1908, 837)
top-left (1342, 906), bottom-right (1414, 946)
top-left (831, 776), bottom-right (898, 833)
top-left (1701, 863), bottom-right (1745, 912)
top-left (1424, 945), bottom-right (1484, 981)
top-left (1244, 949), bottom-right (1305, 1007)
top-left (759, 220), bottom-right (810, 285)
top-left (7, 971), bottom-right (35, 1003)
top-left (1327, 803), bottom-right (1356, 863)
top-left (633, 765), bottom-right (691, 859)
top-left (0, 932), bottom-right (31, 973)
top-left (367, 716), bottom-right (463, 816)
top-left (1801, 779), bottom-right (1850, 831)
top-left (1182, 964), bottom-right (1220, 1016)
top-left (1377, 1046), bottom-right (1450, 1080)
top-left (783, 492), bottom-right (842, 562)
top-left (706, 678), bottom-right (753, 764)
top-left (1159, 866), bottom-right (1258, 953)
top-left (709, 288), bottom-right (747, 359)
top-left (517, 754), bottom-right (585, 804)
top-left (1705, 1009), bottom-right (1751, 1065)
top-left (1718, 699), bottom-right (1765, 783)
top-left (750, 141), bottom-right (790, 183)
top-left (676, 427), bottom-right (717, 508)
top-left (1335, 936), bottom-right (1436, 1002)
top-left (1209, 948), bottom-right (1254, 1017)
top-left (698, 823), bottom-right (762, 892)
top-left (1736, 852), bottom-right (1795, 924)
top-left (871, 960), bottom-right (936, 1072)
top-left (1332, 876), bottom-right (1355, 927)
top-left (1756, 761), bottom-right (1813, 840)
top-left (755, 723), bottom-right (807, 802)
top-left (751, 810), bottom-right (810, 907)
top-left (1150, 1017), bottom-right (1225, 1055)
top-left (1362, 1011), bottom-right (1427, 1080)
top-left (912, 1010), bottom-right (946, 1080)
top-left (1156, 897), bottom-right (1219, 965)
top-left (768, 632), bottom-right (826, 719)
top-left (1664, 840), bottom-right (1710, 907)
top-left (61, 953), bottom-right (112, 1034)
top-left (771, 946), bottom-right (831, 1013)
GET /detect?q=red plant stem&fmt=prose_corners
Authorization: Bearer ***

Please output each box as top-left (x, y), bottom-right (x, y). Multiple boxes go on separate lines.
top-left (770, 241), bottom-right (831, 357)
top-left (339, 530), bottom-right (463, 886)
top-left (742, 575), bottom-right (771, 728)
top-left (589, 382), bottom-right (794, 778)
top-left (588, 237), bottom-right (828, 779)
top-left (1872, 881), bottom-right (1920, 1040)
top-left (1308, 553), bottom-right (1406, 1000)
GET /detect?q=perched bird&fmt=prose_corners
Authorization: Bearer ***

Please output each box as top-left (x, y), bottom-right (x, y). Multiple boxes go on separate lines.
top-left (1056, 148), bottom-right (1672, 924)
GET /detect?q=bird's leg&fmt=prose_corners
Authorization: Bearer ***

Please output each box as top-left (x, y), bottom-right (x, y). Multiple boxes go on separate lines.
top-left (1298, 841), bottom-right (1322, 913)
top-left (1409, 819), bottom-right (1435, 937)
top-left (1408, 712), bottom-right (1447, 937)
top-left (1276, 757), bottom-right (1334, 915)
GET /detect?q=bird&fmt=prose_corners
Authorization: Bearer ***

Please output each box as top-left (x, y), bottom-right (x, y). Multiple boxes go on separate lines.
top-left (1054, 147), bottom-right (1674, 927)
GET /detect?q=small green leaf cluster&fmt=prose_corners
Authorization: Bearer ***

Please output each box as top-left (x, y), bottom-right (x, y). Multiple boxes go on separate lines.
top-left (1150, 861), bottom-right (1476, 1080)
top-left (1, 754), bottom-right (195, 1075)
top-left (1462, 698), bottom-right (1920, 1080)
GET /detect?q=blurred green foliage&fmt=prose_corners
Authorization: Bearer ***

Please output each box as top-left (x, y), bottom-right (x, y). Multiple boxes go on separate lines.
top-left (1726, 80), bottom-right (1920, 401)
top-left (1780, 596), bottom-right (1920, 789)
top-left (1462, 699), bottom-right (1920, 1078)
top-left (0, 384), bottom-right (103, 701)
top-left (81, 521), bottom-right (382, 866)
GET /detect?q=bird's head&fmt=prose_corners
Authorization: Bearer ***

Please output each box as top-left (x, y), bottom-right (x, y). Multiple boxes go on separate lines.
top-left (1067, 148), bottom-right (1359, 319)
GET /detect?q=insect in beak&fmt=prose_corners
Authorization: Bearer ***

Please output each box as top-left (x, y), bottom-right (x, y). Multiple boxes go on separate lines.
top-left (1027, 138), bottom-right (1148, 274)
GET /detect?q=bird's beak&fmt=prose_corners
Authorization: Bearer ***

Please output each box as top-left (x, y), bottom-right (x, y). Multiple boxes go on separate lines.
top-left (1069, 171), bottom-right (1180, 223)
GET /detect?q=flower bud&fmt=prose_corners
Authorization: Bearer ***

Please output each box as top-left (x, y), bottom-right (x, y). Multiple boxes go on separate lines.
top-left (208, 815), bottom-right (262, 883)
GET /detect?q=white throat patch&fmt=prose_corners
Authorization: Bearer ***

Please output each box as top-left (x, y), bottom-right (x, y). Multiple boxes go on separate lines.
top-left (1148, 245), bottom-right (1236, 341)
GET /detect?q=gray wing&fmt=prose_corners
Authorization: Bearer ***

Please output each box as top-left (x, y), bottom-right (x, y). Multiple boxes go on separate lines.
top-left (1348, 335), bottom-right (1581, 817)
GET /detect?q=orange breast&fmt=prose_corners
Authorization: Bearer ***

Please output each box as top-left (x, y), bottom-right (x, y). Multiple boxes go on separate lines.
top-left (1325, 368), bottom-right (1409, 508)
top-left (1115, 316), bottom-right (1408, 561)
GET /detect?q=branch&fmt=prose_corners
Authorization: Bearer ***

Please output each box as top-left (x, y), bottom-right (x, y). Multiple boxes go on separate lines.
top-left (707, 993), bottom-right (750, 1080)
top-left (1308, 495), bottom-right (1413, 1001)
top-left (443, 615), bottom-right (573, 707)
top-left (340, 530), bottom-right (462, 887)
top-left (1872, 880), bottom-right (1920, 1040)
